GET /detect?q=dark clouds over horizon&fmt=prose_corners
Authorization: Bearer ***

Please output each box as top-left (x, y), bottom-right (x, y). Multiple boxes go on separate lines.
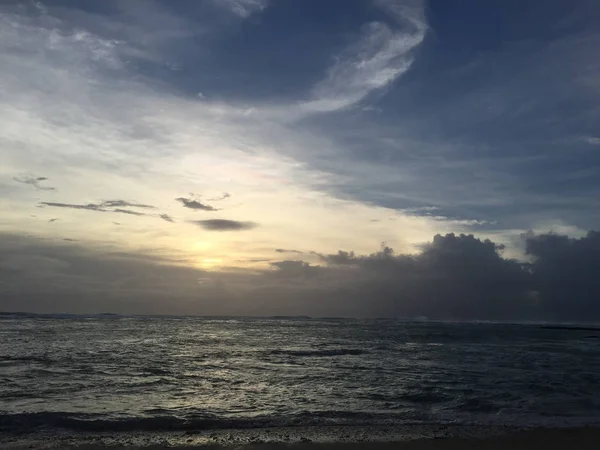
top-left (1, 230), bottom-right (599, 322)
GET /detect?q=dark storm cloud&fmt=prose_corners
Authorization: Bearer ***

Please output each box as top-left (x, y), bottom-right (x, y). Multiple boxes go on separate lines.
top-left (14, 176), bottom-right (56, 191)
top-left (191, 219), bottom-right (257, 231)
top-left (271, 260), bottom-right (314, 271)
top-left (525, 231), bottom-right (600, 321)
top-left (176, 197), bottom-right (218, 211)
top-left (270, 260), bottom-right (320, 283)
top-left (0, 233), bottom-right (214, 315)
top-left (317, 250), bottom-right (358, 265)
top-left (3, 231), bottom-right (600, 320)
top-left (264, 234), bottom-right (531, 320)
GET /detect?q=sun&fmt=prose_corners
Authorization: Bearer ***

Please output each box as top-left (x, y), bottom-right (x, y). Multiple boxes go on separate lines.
top-left (201, 258), bottom-right (223, 269)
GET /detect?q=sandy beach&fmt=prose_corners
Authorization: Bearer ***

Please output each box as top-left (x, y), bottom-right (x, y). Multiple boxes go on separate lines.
top-left (2, 427), bottom-right (600, 449)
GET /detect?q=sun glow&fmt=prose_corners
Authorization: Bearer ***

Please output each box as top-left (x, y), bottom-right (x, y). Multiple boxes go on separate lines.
top-left (201, 258), bottom-right (223, 269)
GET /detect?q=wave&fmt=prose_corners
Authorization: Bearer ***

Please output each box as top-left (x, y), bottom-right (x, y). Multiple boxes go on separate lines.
top-left (0, 355), bottom-right (55, 365)
top-left (0, 410), bottom-right (424, 434)
top-left (268, 349), bottom-right (367, 357)
top-left (3, 409), bottom-right (600, 435)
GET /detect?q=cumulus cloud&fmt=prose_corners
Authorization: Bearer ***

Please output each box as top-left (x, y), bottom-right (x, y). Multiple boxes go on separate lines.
top-left (176, 197), bottom-right (219, 211)
top-left (270, 260), bottom-right (321, 284)
top-left (191, 219), bottom-right (257, 231)
top-left (525, 231), bottom-right (600, 321)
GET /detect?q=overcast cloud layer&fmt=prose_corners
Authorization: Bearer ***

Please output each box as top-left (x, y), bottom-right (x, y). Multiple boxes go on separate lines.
top-left (1, 1), bottom-right (600, 320)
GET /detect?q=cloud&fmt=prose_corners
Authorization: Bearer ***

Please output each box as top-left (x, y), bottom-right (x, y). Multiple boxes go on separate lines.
top-left (113, 208), bottom-right (147, 216)
top-left (100, 200), bottom-right (155, 209)
top-left (40, 202), bottom-right (102, 211)
top-left (275, 248), bottom-right (304, 254)
top-left (0, 233), bottom-right (212, 314)
top-left (261, 234), bottom-right (533, 319)
top-left (39, 202), bottom-right (153, 218)
top-left (207, 193), bottom-right (232, 201)
top-left (159, 214), bottom-right (175, 223)
top-left (176, 197), bottom-right (219, 211)
top-left (582, 136), bottom-right (600, 145)
top-left (525, 231), bottom-right (600, 321)
top-left (191, 219), bottom-right (257, 231)
top-left (3, 230), bottom-right (600, 320)
top-left (270, 260), bottom-right (320, 282)
top-left (301, 0), bottom-right (426, 113)
top-left (3, 0), bottom-right (600, 299)
top-left (48, 218), bottom-right (59, 223)
top-left (14, 176), bottom-right (56, 191)
top-left (216, 0), bottom-right (268, 18)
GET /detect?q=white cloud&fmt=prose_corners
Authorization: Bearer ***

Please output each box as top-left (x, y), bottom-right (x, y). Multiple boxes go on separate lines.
top-left (216, 0), bottom-right (268, 18)
top-left (301, 0), bottom-right (426, 113)
top-left (0, 1), bottom-right (504, 273)
top-left (582, 136), bottom-right (600, 145)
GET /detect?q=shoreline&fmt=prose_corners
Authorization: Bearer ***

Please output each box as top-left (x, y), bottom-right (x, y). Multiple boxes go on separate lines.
top-left (2, 425), bottom-right (600, 449)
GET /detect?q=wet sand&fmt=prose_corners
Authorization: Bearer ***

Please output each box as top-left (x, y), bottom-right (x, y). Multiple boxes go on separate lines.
top-left (2, 427), bottom-right (600, 449)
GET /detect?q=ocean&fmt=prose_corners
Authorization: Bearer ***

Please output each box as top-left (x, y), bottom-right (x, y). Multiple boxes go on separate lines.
top-left (1, 315), bottom-right (599, 445)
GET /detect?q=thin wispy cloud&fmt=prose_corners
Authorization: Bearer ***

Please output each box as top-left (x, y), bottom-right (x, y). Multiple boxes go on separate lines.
top-left (39, 200), bottom-right (154, 215)
top-left (208, 193), bottom-right (232, 201)
top-left (191, 219), bottom-right (257, 231)
top-left (582, 136), bottom-right (600, 145)
top-left (100, 200), bottom-right (156, 209)
top-left (40, 202), bottom-right (102, 212)
top-left (114, 209), bottom-right (147, 216)
top-left (301, 1), bottom-right (426, 113)
top-left (176, 197), bottom-right (219, 211)
top-left (216, 0), bottom-right (268, 18)
top-left (159, 214), bottom-right (175, 223)
top-left (14, 176), bottom-right (56, 191)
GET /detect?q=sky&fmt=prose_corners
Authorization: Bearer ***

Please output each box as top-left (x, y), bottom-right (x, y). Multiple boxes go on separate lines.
top-left (1, 0), bottom-right (600, 320)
